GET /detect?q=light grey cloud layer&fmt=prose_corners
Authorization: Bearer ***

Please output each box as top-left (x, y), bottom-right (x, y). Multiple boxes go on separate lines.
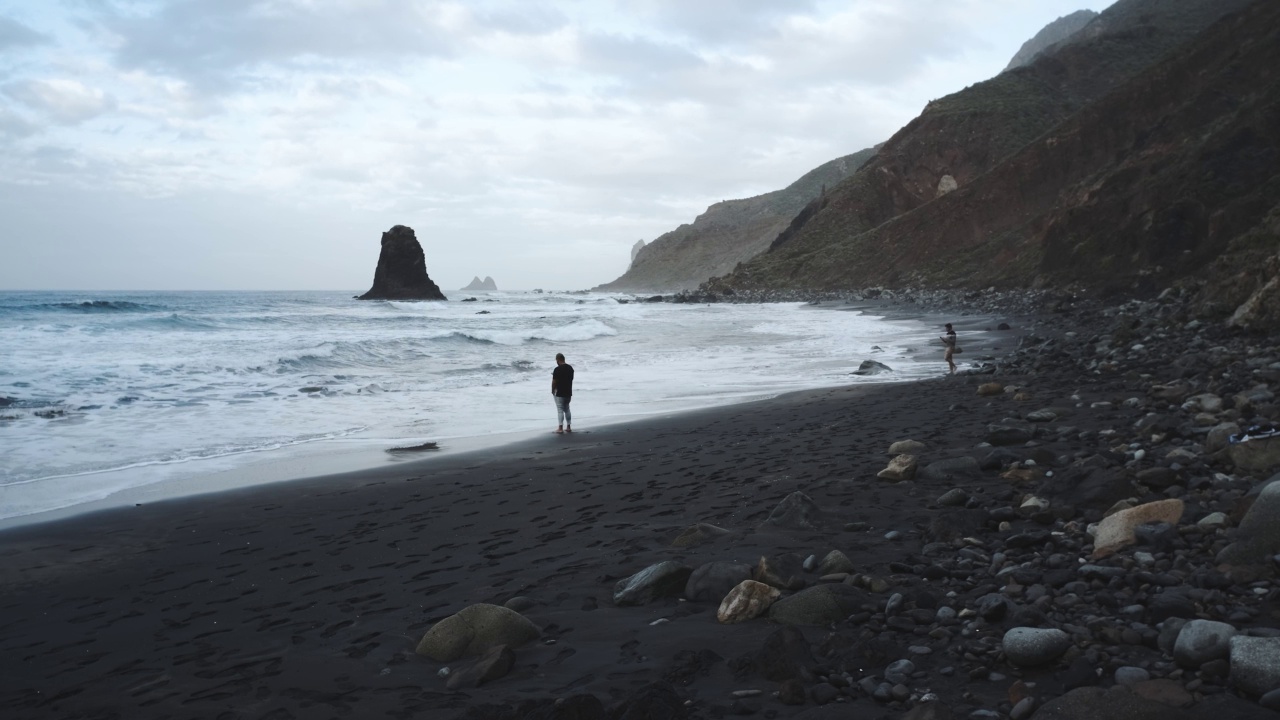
top-left (0, 0), bottom-right (1113, 291)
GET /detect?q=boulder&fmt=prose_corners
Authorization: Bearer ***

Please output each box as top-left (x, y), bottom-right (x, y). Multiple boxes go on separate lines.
top-left (852, 360), bottom-right (892, 376)
top-left (888, 439), bottom-right (927, 455)
top-left (1205, 422), bottom-right (1241, 454)
top-left (920, 456), bottom-right (980, 481)
top-left (763, 491), bottom-right (823, 530)
top-left (357, 225), bottom-right (448, 300)
top-left (415, 603), bottom-right (540, 661)
top-left (717, 580), bottom-right (781, 624)
top-left (1130, 679), bottom-right (1193, 708)
top-left (1217, 479), bottom-right (1280, 566)
top-left (1229, 435), bottom-right (1280, 473)
top-left (613, 561), bottom-right (693, 606)
top-left (1032, 687), bottom-right (1193, 720)
top-left (768, 584), bottom-right (867, 626)
top-left (1038, 461), bottom-right (1135, 512)
top-left (671, 523), bottom-right (730, 548)
top-left (610, 682), bottom-right (687, 720)
top-left (978, 382), bottom-right (1005, 396)
top-left (1173, 619), bottom-right (1236, 668)
top-left (816, 550), bottom-right (854, 575)
top-left (1091, 499), bottom-right (1185, 559)
top-left (986, 423), bottom-right (1033, 446)
top-left (685, 561), bottom-right (752, 603)
top-left (739, 626), bottom-right (814, 682)
top-left (1230, 635), bottom-right (1280, 696)
top-left (877, 454), bottom-right (918, 481)
top-left (445, 644), bottom-right (516, 689)
top-left (754, 554), bottom-right (806, 591)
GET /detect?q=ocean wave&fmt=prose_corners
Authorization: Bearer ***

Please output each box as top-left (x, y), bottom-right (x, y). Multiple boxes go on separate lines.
top-left (461, 319), bottom-right (618, 345)
top-left (43, 300), bottom-right (162, 313)
top-left (127, 313), bottom-right (222, 331)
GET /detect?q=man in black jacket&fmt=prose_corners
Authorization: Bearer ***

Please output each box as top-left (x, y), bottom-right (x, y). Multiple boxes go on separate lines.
top-left (552, 353), bottom-right (574, 433)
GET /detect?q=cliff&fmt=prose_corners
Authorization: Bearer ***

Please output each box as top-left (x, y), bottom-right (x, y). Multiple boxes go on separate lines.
top-left (1004, 10), bottom-right (1098, 71)
top-left (595, 149), bottom-right (876, 292)
top-left (357, 225), bottom-right (447, 301)
top-left (705, 0), bottom-right (1265, 301)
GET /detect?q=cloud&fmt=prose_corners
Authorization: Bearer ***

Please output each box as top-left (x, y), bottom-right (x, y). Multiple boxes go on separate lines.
top-left (622, 0), bottom-right (820, 46)
top-left (0, 15), bottom-right (49, 51)
top-left (97, 0), bottom-right (462, 92)
top-left (3, 78), bottom-right (116, 124)
top-left (0, 107), bottom-right (39, 139)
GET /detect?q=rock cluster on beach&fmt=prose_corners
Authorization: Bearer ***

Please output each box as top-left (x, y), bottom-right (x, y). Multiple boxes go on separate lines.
top-left (357, 225), bottom-right (447, 301)
top-left (409, 287), bottom-right (1280, 719)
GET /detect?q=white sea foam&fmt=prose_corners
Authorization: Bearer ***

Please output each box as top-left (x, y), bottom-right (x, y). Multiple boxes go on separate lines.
top-left (0, 290), bottom-right (944, 520)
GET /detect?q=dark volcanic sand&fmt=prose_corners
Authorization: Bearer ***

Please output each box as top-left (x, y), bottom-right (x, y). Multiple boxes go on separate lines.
top-left (0, 305), bottom-right (1273, 719)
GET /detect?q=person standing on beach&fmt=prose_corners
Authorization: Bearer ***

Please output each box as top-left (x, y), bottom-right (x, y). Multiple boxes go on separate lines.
top-left (940, 323), bottom-right (958, 375)
top-left (552, 352), bottom-right (574, 433)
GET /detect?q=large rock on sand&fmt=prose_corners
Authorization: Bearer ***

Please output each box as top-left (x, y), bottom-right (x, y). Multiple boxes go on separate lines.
top-left (445, 644), bottom-right (516, 689)
top-left (717, 580), bottom-right (781, 624)
top-left (1092, 499), bottom-right (1184, 558)
top-left (1032, 686), bottom-right (1193, 720)
top-left (768, 584), bottom-right (866, 626)
top-left (416, 603), bottom-right (540, 661)
top-left (686, 561), bottom-right (752, 602)
top-left (671, 522), bottom-right (730, 548)
top-left (754, 553), bottom-right (805, 591)
top-left (1002, 627), bottom-right (1071, 667)
top-left (877, 454), bottom-right (918, 481)
top-left (1230, 635), bottom-right (1280, 696)
top-left (358, 225), bottom-right (447, 301)
top-left (613, 561), bottom-right (693, 606)
top-left (1217, 479), bottom-right (1280, 566)
top-left (764, 491), bottom-right (823, 530)
top-left (1173, 620), bottom-right (1236, 668)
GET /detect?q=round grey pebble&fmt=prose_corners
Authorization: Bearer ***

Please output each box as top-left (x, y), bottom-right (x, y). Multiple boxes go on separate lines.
top-left (1010, 697), bottom-right (1036, 720)
top-left (1114, 666), bottom-right (1150, 685)
top-left (885, 530), bottom-right (903, 541)
top-left (884, 659), bottom-right (915, 685)
top-left (1003, 627), bottom-right (1071, 667)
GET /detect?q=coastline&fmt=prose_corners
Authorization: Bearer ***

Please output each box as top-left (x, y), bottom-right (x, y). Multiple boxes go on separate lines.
top-left (0, 299), bottom-right (1006, 531)
top-left (0, 300), bottom-right (1052, 720)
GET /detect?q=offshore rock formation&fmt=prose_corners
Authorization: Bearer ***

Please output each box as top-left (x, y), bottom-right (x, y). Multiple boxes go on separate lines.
top-left (1003, 9), bottom-right (1098, 71)
top-left (357, 225), bottom-right (447, 301)
top-left (705, 0), bottom-right (1267, 309)
top-left (595, 149), bottom-right (875, 292)
top-left (461, 276), bottom-right (498, 292)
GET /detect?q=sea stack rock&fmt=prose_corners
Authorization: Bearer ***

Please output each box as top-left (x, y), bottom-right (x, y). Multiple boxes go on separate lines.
top-left (358, 225), bottom-right (447, 301)
top-left (462, 276), bottom-right (498, 292)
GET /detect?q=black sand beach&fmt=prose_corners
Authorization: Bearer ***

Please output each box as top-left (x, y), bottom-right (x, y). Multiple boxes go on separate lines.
top-left (3, 296), bottom-right (1278, 719)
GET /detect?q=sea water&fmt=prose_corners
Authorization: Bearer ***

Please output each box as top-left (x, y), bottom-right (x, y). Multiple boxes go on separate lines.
top-left (0, 290), bottom-right (942, 521)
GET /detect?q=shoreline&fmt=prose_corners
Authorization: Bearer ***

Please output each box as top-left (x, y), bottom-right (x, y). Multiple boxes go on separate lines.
top-left (1, 299), bottom-right (1008, 532)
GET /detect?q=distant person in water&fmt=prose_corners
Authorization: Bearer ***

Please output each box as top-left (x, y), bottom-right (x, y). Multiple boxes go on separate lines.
top-left (941, 323), bottom-right (958, 375)
top-left (552, 352), bottom-right (574, 433)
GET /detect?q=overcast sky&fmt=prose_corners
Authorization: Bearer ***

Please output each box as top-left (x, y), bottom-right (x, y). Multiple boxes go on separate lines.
top-left (0, 0), bottom-right (1112, 292)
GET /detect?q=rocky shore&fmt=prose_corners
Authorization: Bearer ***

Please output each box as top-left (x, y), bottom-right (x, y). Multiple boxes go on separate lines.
top-left (2, 290), bottom-right (1278, 720)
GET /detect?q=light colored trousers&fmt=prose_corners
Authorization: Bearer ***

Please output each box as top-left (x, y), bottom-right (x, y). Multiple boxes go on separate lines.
top-left (555, 395), bottom-right (572, 426)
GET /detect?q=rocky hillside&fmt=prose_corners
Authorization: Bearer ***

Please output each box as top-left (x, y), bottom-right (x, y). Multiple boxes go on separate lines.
top-left (704, 0), bottom-right (1270, 312)
top-left (594, 149), bottom-right (875, 292)
top-left (1004, 9), bottom-right (1097, 71)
